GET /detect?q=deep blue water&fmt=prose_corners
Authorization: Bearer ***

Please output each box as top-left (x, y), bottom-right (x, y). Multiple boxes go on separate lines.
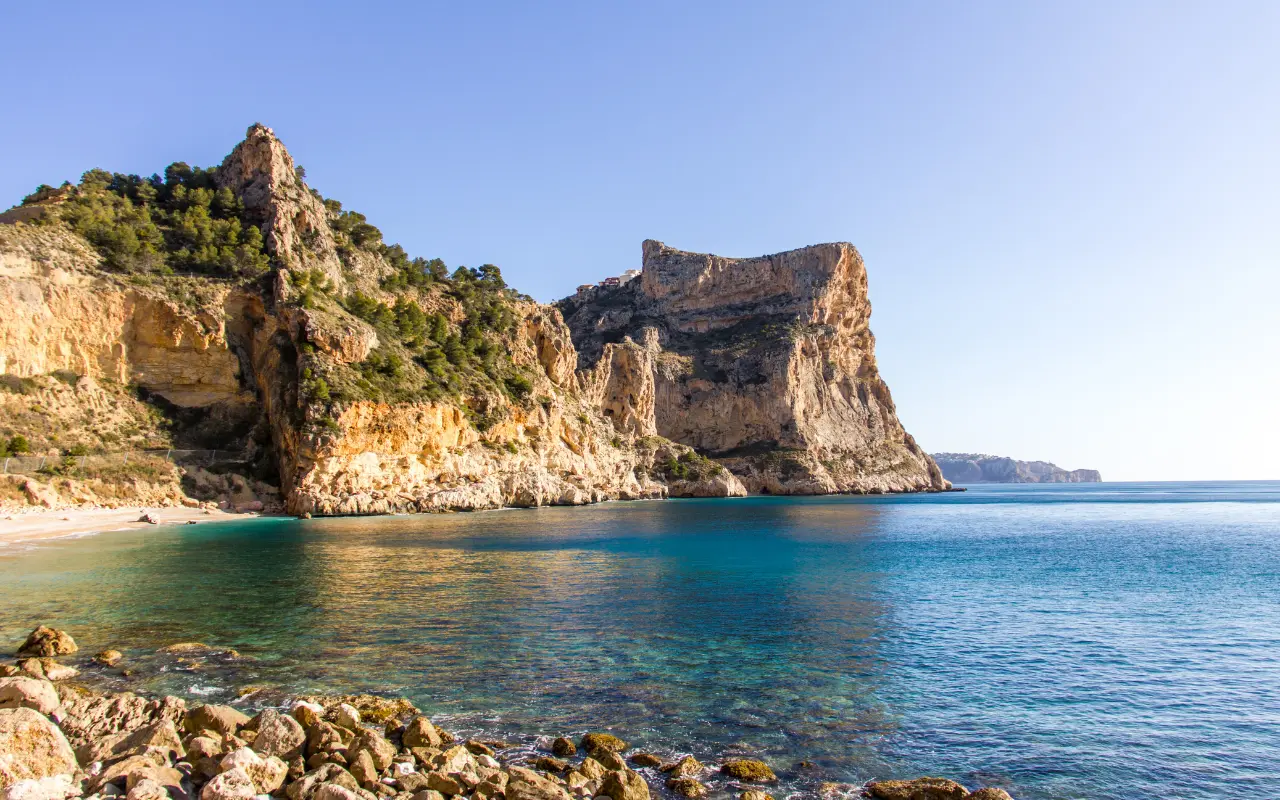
top-left (1, 482), bottom-right (1278, 800)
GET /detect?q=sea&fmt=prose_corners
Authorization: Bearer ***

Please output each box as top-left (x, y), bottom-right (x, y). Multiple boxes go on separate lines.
top-left (1, 482), bottom-right (1277, 800)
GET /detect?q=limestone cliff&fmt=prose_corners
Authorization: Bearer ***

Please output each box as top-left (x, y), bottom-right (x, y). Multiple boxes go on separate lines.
top-left (559, 241), bottom-right (947, 494)
top-left (932, 453), bottom-right (1101, 484)
top-left (0, 125), bottom-right (744, 514)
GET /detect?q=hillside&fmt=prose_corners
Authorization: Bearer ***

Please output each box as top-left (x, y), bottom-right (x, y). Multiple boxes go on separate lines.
top-left (0, 124), bottom-right (744, 514)
top-left (932, 453), bottom-right (1101, 484)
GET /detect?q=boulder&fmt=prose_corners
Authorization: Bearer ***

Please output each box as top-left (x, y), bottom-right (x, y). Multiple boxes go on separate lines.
top-left (599, 769), bottom-right (649, 800)
top-left (16, 626), bottom-right (75, 658)
top-left (94, 755), bottom-right (181, 795)
top-left (505, 767), bottom-right (571, 800)
top-left (312, 786), bottom-right (363, 800)
top-left (410, 791), bottom-right (445, 800)
top-left (659, 757), bottom-right (703, 778)
top-left (550, 737), bottom-right (576, 757)
top-left (219, 747), bottom-right (288, 793)
top-left (968, 790), bottom-right (1014, 800)
top-left (463, 740), bottom-right (495, 757)
top-left (534, 756), bottom-right (567, 773)
top-left (305, 721), bottom-right (344, 758)
top-left (628, 753), bottom-right (661, 768)
top-left (94, 650), bottom-right (124, 667)
top-left (0, 774), bottom-right (77, 800)
top-left (864, 778), bottom-right (969, 800)
top-left (426, 774), bottom-right (464, 796)
top-left (57, 690), bottom-right (185, 753)
top-left (595, 751), bottom-right (626, 771)
top-left (348, 729), bottom-right (396, 771)
top-left (720, 760), bottom-right (776, 782)
top-left (665, 778), bottom-right (707, 799)
top-left (250, 709), bottom-right (306, 760)
top-left (291, 701), bottom-right (325, 729)
top-left (0, 708), bottom-right (76, 787)
top-left (579, 733), bottom-right (627, 756)
top-left (0, 680), bottom-right (60, 717)
top-left (200, 767), bottom-right (257, 800)
top-left (393, 771), bottom-right (428, 793)
top-left (91, 719), bottom-right (185, 765)
top-left (437, 745), bottom-right (476, 775)
top-left (184, 705), bottom-right (249, 737)
top-left (34, 664), bottom-right (76, 683)
top-left (328, 704), bottom-right (361, 731)
top-left (347, 750), bottom-right (377, 788)
top-left (402, 717), bottom-right (443, 749)
top-left (739, 792), bottom-right (775, 800)
top-left (124, 778), bottom-right (168, 800)
top-left (286, 765), bottom-right (360, 800)
top-left (576, 758), bottom-right (606, 781)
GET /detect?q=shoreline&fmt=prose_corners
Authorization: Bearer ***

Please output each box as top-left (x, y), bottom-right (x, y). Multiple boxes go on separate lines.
top-left (0, 625), bottom-right (1016, 800)
top-left (0, 506), bottom-right (264, 549)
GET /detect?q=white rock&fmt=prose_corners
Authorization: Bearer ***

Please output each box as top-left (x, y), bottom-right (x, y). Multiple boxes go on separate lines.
top-left (201, 767), bottom-right (257, 800)
top-left (0, 679), bottom-right (61, 716)
top-left (0, 775), bottom-right (76, 800)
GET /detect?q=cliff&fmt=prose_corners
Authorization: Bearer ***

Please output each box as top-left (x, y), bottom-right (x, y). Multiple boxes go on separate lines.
top-left (558, 241), bottom-right (947, 494)
top-left (0, 125), bottom-right (745, 515)
top-left (931, 453), bottom-right (1101, 483)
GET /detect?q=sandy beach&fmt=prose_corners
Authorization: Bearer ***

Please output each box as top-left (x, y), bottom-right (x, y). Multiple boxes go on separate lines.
top-left (0, 505), bottom-right (260, 548)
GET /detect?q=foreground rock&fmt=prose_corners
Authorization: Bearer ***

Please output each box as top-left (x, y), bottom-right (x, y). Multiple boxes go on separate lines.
top-left (0, 708), bottom-right (76, 786)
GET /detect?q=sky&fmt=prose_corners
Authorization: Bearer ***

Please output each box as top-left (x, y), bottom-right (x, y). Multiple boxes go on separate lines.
top-left (3, 2), bottom-right (1277, 481)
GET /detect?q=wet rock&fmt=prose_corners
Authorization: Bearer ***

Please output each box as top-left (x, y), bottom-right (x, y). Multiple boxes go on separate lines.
top-left (816, 783), bottom-right (856, 799)
top-left (719, 760), bottom-right (776, 782)
top-left (598, 769), bottom-right (648, 800)
top-left (138, 513), bottom-right (160, 525)
top-left (200, 767), bottom-right (257, 800)
top-left (291, 702), bottom-right (324, 729)
top-left (250, 710), bottom-right (306, 761)
top-left (534, 757), bottom-right (568, 773)
top-left (739, 792), bottom-right (775, 800)
top-left (628, 754), bottom-right (661, 769)
top-left (0, 707), bottom-right (76, 786)
top-left (550, 738), bottom-right (576, 757)
top-left (33, 663), bottom-right (75, 682)
top-left (579, 734), bottom-right (627, 757)
top-left (402, 718), bottom-right (443, 749)
top-left (968, 790), bottom-right (1014, 800)
top-left (595, 751), bottom-right (626, 772)
top-left (16, 627), bottom-right (78, 659)
top-left (659, 757), bottom-right (703, 779)
top-left (285, 764), bottom-right (360, 800)
top-left (863, 778), bottom-right (968, 800)
top-left (185, 706), bottom-right (249, 737)
top-left (0, 679), bottom-right (61, 717)
top-left (505, 766), bottom-right (572, 800)
top-left (219, 747), bottom-right (288, 794)
top-left (463, 740), bottom-right (495, 757)
top-left (664, 778), bottom-right (706, 799)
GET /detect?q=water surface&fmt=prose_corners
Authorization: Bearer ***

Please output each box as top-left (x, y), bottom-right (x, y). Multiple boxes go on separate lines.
top-left (2, 482), bottom-right (1278, 800)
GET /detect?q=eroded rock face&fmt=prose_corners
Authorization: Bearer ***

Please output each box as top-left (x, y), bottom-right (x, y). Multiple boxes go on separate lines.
top-left (560, 241), bottom-right (947, 495)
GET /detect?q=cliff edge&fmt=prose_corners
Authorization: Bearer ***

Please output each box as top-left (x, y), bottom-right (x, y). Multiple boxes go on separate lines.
top-left (558, 241), bottom-right (947, 494)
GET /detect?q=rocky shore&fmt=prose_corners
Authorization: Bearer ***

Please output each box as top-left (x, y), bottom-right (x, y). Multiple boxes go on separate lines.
top-left (1, 627), bottom-right (1015, 800)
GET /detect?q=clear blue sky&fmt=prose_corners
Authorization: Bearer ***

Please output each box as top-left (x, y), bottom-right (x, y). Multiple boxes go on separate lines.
top-left (4, 2), bottom-right (1277, 480)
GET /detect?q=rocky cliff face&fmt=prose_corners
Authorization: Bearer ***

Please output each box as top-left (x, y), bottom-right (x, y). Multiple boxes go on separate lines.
top-left (0, 125), bottom-right (745, 515)
top-left (931, 453), bottom-right (1101, 483)
top-left (559, 241), bottom-right (947, 494)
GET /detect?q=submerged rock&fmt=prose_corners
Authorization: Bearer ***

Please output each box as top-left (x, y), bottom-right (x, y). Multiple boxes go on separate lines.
top-left (659, 756), bottom-right (704, 778)
top-left (665, 778), bottom-right (707, 798)
top-left (628, 753), bottom-right (661, 768)
top-left (864, 778), bottom-right (968, 800)
top-left (719, 760), bottom-right (776, 782)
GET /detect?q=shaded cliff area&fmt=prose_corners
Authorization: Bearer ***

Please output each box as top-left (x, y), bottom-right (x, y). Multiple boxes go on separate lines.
top-left (0, 125), bottom-right (745, 515)
top-left (559, 241), bottom-right (947, 495)
top-left (932, 453), bottom-right (1101, 483)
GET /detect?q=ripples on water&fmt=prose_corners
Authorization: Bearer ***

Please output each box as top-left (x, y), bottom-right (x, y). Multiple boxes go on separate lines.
top-left (2, 482), bottom-right (1278, 800)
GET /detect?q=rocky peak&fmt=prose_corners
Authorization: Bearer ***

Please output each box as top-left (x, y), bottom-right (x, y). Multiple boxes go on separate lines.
top-left (216, 124), bottom-right (346, 290)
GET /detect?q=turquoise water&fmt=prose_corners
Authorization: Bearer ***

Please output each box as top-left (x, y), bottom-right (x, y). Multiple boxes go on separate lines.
top-left (2, 483), bottom-right (1278, 799)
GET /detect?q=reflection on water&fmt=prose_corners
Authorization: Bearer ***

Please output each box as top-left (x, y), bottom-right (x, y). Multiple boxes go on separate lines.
top-left (3, 485), bottom-right (1280, 800)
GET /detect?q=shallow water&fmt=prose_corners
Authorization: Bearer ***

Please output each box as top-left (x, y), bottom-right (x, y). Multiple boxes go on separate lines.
top-left (2, 482), bottom-right (1278, 800)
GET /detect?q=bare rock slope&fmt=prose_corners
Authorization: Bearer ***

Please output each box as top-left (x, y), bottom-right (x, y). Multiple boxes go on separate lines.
top-left (559, 241), bottom-right (947, 494)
